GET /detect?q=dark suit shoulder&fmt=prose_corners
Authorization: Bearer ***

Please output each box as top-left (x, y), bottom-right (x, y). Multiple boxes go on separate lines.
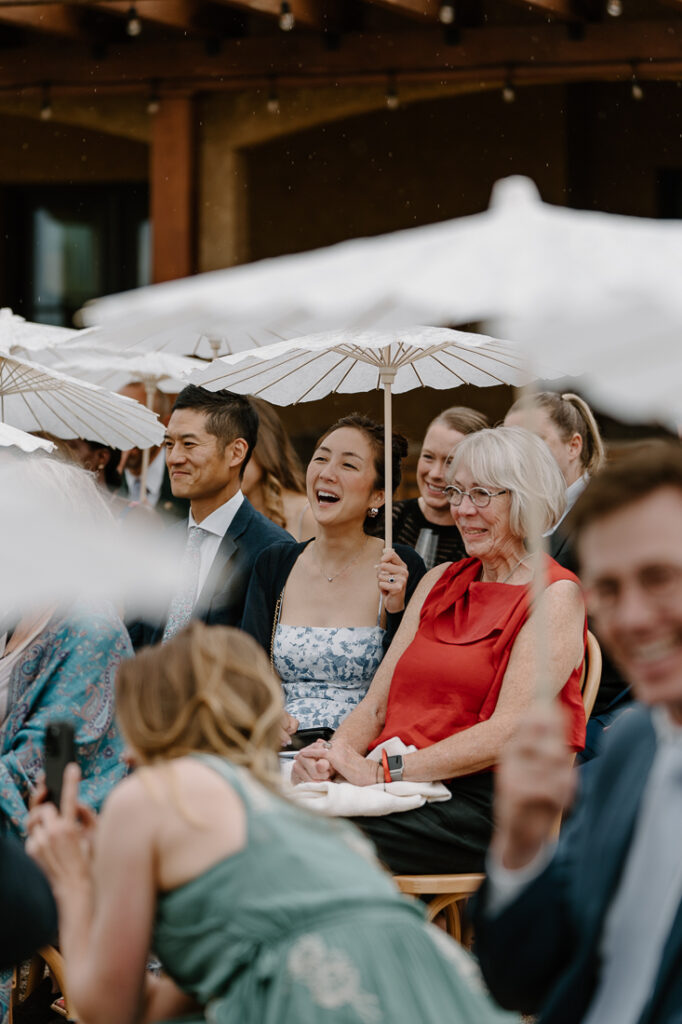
top-left (230, 498), bottom-right (295, 546)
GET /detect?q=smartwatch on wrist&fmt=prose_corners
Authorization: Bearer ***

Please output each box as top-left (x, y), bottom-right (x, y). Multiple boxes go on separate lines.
top-left (386, 754), bottom-right (404, 782)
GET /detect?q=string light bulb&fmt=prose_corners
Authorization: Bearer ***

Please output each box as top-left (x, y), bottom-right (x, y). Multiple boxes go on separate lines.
top-left (39, 82), bottom-right (53, 121)
top-left (631, 71), bottom-right (643, 101)
top-left (439, 1), bottom-right (455, 24)
top-left (606, 0), bottom-right (622, 15)
top-left (385, 74), bottom-right (399, 111)
top-left (126, 4), bottom-right (142, 36)
top-left (278, 1), bottom-right (295, 31)
top-left (266, 79), bottom-right (280, 115)
top-left (502, 79), bottom-right (516, 103)
top-left (146, 83), bottom-right (160, 115)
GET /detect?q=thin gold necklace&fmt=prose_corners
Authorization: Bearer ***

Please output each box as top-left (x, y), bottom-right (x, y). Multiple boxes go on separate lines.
top-left (482, 553), bottom-right (533, 584)
top-left (310, 538), bottom-right (368, 583)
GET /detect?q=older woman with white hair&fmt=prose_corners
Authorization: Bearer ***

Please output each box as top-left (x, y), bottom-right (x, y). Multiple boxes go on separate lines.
top-left (292, 427), bottom-right (587, 875)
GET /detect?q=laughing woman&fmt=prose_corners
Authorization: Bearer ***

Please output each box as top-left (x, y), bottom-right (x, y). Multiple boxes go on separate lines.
top-left (241, 415), bottom-right (425, 738)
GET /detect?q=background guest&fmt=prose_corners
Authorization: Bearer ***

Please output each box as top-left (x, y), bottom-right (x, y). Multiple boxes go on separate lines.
top-left (241, 396), bottom-right (315, 540)
top-left (241, 414), bottom-right (425, 735)
top-left (379, 406), bottom-right (488, 568)
top-left (504, 391), bottom-right (605, 570)
top-left (505, 391), bottom-right (629, 757)
top-left (26, 622), bottom-right (515, 1024)
top-left (293, 427), bottom-right (586, 875)
top-left (62, 438), bottom-right (122, 494)
top-left (116, 381), bottom-right (188, 520)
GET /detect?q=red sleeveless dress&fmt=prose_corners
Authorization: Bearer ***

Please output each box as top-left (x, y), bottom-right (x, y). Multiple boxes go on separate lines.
top-left (369, 555), bottom-right (586, 755)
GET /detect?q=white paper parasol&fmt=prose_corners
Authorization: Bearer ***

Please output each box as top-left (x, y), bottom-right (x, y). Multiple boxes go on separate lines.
top-left (0, 421), bottom-right (55, 453)
top-left (192, 325), bottom-right (565, 547)
top-left (82, 177), bottom-right (682, 429)
top-left (0, 307), bottom-right (90, 351)
top-left (25, 346), bottom-right (203, 497)
top-left (0, 351), bottom-right (164, 449)
top-left (30, 345), bottom-right (203, 395)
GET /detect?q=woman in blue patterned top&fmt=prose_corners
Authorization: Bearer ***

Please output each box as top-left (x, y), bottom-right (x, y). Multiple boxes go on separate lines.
top-left (241, 415), bottom-right (425, 736)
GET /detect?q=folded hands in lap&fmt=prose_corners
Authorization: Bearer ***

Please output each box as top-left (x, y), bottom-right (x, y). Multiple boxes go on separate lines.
top-left (291, 739), bottom-right (379, 787)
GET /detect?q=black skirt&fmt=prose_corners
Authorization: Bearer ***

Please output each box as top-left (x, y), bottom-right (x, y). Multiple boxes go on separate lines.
top-left (348, 771), bottom-right (494, 875)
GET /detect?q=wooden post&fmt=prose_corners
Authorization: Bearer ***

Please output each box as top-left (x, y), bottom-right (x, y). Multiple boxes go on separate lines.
top-left (150, 95), bottom-right (195, 283)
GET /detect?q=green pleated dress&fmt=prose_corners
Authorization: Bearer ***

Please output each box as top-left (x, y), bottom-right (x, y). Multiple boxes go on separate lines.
top-left (152, 754), bottom-right (517, 1024)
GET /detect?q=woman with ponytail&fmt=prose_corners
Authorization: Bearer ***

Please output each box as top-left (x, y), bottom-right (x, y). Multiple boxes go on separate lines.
top-left (26, 622), bottom-right (516, 1024)
top-left (505, 391), bottom-right (605, 569)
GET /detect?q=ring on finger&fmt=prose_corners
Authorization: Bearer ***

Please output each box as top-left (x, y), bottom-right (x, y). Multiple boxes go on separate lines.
top-left (322, 740), bottom-right (332, 749)
top-left (388, 576), bottom-right (395, 583)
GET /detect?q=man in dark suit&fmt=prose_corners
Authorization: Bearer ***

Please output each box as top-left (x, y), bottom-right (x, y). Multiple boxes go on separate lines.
top-left (474, 441), bottom-right (682, 1024)
top-left (130, 385), bottom-right (293, 649)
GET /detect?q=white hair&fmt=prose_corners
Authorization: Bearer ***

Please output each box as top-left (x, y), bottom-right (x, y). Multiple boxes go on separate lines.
top-left (447, 426), bottom-right (566, 538)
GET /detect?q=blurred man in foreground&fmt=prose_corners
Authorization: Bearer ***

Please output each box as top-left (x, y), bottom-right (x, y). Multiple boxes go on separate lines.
top-left (474, 441), bottom-right (682, 1024)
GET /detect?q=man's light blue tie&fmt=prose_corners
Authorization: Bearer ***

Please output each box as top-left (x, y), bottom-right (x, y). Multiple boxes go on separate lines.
top-left (162, 526), bottom-right (207, 643)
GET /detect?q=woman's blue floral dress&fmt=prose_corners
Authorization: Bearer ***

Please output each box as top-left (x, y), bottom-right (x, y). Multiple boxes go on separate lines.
top-left (273, 623), bottom-right (384, 730)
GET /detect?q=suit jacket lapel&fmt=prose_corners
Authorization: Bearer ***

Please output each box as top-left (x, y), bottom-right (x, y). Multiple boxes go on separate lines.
top-left (195, 501), bottom-right (250, 613)
top-left (578, 715), bottom-right (658, 943)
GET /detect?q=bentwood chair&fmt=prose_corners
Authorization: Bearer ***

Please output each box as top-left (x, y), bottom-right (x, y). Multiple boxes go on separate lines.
top-left (10, 946), bottom-right (74, 1022)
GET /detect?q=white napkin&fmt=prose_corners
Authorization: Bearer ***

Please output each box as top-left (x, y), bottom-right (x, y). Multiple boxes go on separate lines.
top-left (287, 737), bottom-right (451, 817)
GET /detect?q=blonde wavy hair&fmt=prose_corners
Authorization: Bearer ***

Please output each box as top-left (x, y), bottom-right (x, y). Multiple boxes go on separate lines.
top-left (116, 623), bottom-right (284, 791)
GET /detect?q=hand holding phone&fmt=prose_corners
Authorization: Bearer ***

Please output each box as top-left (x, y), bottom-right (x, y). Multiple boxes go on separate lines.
top-left (44, 721), bottom-right (77, 810)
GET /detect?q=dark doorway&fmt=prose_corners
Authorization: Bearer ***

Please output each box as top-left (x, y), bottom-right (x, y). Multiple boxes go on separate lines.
top-left (0, 182), bottom-right (149, 326)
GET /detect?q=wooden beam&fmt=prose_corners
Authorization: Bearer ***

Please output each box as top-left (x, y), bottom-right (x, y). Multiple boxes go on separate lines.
top-left (501, 0), bottom-right (579, 18)
top-left (97, 1), bottom-right (199, 33)
top-left (150, 95), bottom-right (195, 281)
top-left (362, 0), bottom-right (441, 21)
top-left (0, 3), bottom-right (84, 38)
top-left (211, 0), bottom-right (325, 30)
top-left (0, 19), bottom-right (681, 87)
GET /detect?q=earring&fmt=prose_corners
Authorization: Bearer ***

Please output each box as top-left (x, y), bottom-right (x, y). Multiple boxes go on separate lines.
top-left (367, 507), bottom-right (379, 518)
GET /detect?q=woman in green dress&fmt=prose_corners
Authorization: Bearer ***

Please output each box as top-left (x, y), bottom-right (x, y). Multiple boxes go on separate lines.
top-left (26, 622), bottom-right (515, 1024)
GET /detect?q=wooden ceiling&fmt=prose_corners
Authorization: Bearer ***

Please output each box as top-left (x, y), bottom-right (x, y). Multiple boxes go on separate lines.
top-left (0, 0), bottom-right (680, 94)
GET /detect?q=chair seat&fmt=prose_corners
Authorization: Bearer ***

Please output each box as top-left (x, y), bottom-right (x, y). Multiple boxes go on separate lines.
top-left (393, 873), bottom-right (485, 942)
top-left (393, 873), bottom-right (485, 896)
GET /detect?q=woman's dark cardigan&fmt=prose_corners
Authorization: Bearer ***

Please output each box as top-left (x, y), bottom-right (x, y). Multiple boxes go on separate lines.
top-left (240, 539), bottom-right (426, 658)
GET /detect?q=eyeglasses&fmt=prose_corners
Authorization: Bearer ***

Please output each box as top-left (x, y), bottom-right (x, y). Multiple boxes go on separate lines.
top-left (443, 486), bottom-right (509, 508)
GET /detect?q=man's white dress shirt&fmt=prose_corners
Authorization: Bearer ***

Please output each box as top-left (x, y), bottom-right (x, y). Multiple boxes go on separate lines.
top-left (125, 449), bottom-right (166, 507)
top-left (187, 490), bottom-right (244, 601)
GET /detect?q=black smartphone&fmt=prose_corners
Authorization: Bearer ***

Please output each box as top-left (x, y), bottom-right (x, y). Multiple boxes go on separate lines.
top-left (286, 727), bottom-right (334, 752)
top-left (44, 721), bottom-right (77, 810)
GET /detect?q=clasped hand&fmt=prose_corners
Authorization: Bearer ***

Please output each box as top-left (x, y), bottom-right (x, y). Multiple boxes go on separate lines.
top-left (291, 738), bottom-right (379, 787)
